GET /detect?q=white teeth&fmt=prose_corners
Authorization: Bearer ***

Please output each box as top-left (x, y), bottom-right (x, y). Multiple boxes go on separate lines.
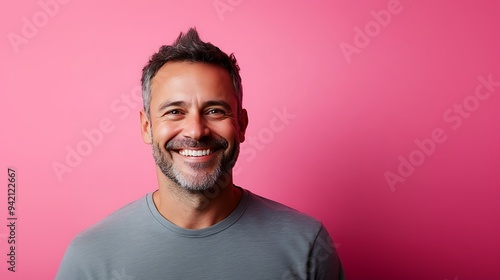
top-left (179, 149), bottom-right (211, 157)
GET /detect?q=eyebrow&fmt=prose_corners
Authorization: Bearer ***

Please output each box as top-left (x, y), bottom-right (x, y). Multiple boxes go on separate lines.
top-left (158, 101), bottom-right (186, 112)
top-left (157, 100), bottom-right (233, 113)
top-left (203, 100), bottom-right (232, 112)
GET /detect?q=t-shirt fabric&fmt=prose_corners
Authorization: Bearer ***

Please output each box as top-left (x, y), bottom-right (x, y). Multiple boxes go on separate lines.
top-left (56, 188), bottom-right (345, 280)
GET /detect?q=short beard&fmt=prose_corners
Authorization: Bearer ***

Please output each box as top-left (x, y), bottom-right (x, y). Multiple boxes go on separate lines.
top-left (152, 135), bottom-right (239, 192)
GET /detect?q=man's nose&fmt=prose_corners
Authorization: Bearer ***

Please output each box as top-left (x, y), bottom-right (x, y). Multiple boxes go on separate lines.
top-left (182, 113), bottom-right (210, 140)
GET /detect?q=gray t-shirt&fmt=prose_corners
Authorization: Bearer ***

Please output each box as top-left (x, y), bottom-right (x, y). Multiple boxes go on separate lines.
top-left (56, 188), bottom-right (345, 279)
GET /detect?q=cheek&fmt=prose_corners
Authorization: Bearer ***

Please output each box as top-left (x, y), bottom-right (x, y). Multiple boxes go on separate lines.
top-left (154, 123), bottom-right (177, 143)
top-left (211, 121), bottom-right (239, 140)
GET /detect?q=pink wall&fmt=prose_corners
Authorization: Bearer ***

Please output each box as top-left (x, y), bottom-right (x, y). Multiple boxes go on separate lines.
top-left (1, 0), bottom-right (499, 279)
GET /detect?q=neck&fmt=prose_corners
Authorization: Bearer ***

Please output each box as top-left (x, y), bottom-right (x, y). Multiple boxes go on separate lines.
top-left (152, 170), bottom-right (242, 229)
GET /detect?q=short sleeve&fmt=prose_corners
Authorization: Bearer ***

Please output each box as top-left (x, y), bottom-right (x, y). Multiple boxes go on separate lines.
top-left (308, 225), bottom-right (346, 280)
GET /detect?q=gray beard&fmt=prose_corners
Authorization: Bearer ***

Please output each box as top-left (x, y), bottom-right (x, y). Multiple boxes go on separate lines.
top-left (151, 137), bottom-right (239, 192)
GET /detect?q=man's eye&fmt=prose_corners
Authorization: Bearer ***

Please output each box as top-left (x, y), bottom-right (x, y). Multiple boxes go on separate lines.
top-left (167, 110), bottom-right (181, 115)
top-left (207, 108), bottom-right (225, 115)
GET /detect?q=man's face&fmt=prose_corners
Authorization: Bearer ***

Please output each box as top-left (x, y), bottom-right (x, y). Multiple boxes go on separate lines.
top-left (140, 62), bottom-right (247, 191)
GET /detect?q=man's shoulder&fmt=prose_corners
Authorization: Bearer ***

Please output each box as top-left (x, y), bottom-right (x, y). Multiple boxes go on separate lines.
top-left (245, 190), bottom-right (324, 232)
top-left (56, 195), bottom-right (154, 279)
top-left (247, 190), bottom-right (320, 220)
top-left (70, 194), bottom-right (149, 247)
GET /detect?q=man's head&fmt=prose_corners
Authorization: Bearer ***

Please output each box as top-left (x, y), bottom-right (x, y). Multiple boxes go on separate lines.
top-left (141, 28), bottom-right (243, 119)
top-left (140, 28), bottom-right (248, 192)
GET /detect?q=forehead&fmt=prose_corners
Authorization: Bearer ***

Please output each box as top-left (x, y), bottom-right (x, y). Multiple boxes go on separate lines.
top-left (150, 61), bottom-right (235, 106)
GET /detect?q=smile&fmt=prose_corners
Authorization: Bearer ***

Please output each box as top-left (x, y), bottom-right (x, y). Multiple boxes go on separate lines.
top-left (178, 149), bottom-right (212, 157)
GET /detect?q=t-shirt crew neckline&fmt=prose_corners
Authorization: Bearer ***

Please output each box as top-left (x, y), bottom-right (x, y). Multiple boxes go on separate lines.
top-left (146, 186), bottom-right (250, 237)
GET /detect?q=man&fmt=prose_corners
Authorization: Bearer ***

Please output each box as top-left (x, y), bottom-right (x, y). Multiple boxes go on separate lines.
top-left (56, 28), bottom-right (345, 280)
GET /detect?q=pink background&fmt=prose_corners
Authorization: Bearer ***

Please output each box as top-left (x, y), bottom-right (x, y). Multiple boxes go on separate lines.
top-left (1, 0), bottom-right (499, 279)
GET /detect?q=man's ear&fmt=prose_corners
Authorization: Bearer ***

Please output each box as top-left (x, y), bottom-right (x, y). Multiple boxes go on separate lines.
top-left (238, 108), bottom-right (248, 143)
top-left (140, 110), bottom-right (152, 144)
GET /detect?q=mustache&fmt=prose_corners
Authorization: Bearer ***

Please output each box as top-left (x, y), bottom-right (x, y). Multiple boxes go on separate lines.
top-left (165, 136), bottom-right (229, 150)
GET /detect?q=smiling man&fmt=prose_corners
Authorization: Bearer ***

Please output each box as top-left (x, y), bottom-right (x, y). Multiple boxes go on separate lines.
top-left (56, 28), bottom-right (345, 280)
